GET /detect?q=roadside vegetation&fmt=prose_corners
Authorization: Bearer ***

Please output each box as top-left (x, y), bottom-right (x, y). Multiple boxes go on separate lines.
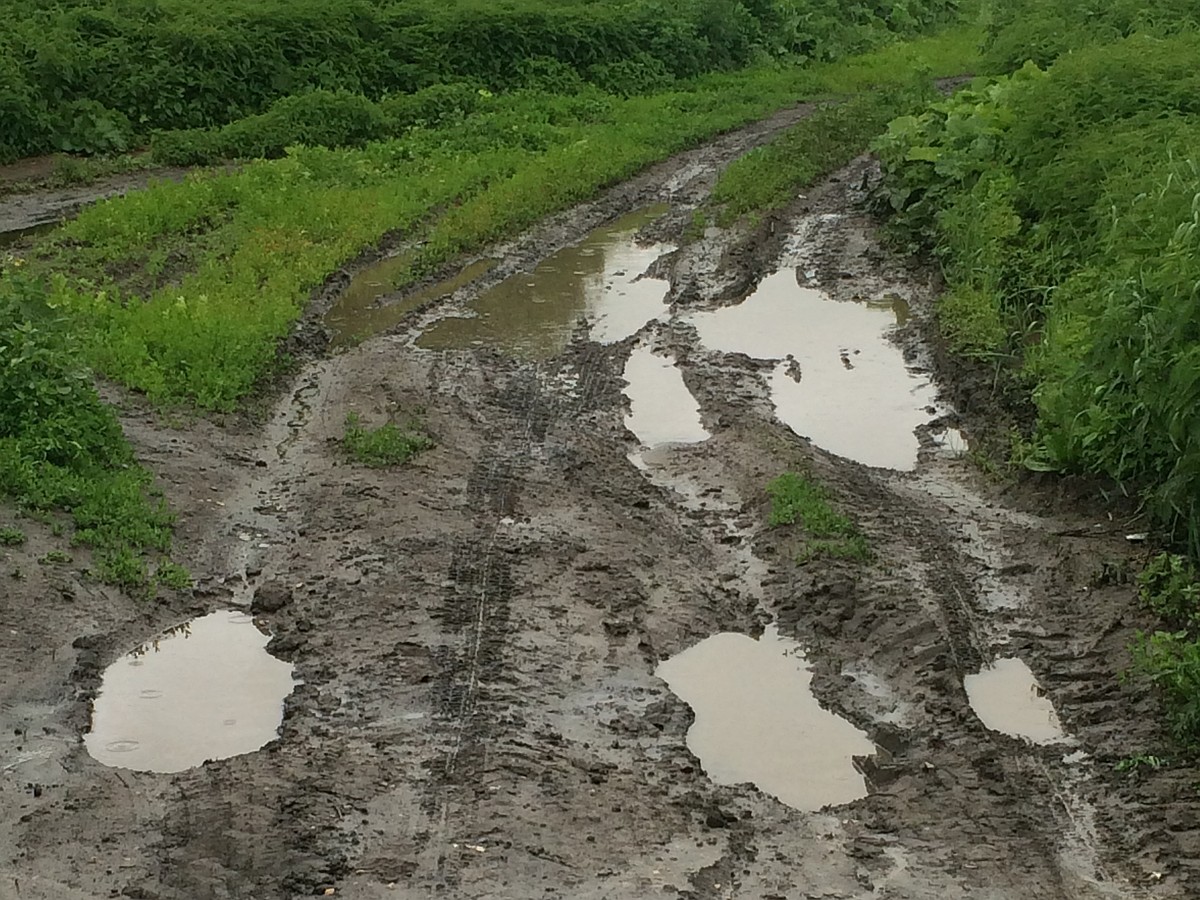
top-left (766, 472), bottom-right (869, 562)
top-left (870, 0), bottom-right (1200, 748)
top-left (0, 275), bottom-right (181, 591)
top-left (1, 0), bottom-right (974, 591)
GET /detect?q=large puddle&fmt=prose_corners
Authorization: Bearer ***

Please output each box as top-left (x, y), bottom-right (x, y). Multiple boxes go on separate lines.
top-left (622, 344), bottom-right (709, 448)
top-left (964, 657), bottom-right (1067, 744)
top-left (657, 627), bottom-right (875, 810)
top-left (326, 256), bottom-right (498, 349)
top-left (416, 207), bottom-right (671, 359)
top-left (84, 611), bottom-right (296, 773)
top-left (687, 269), bottom-right (937, 469)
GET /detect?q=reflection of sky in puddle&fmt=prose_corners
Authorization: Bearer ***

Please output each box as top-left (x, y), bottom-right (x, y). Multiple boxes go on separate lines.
top-left (657, 626), bottom-right (874, 810)
top-left (326, 256), bottom-right (497, 349)
top-left (623, 344), bottom-right (709, 448)
top-left (687, 269), bottom-right (937, 470)
top-left (417, 207), bottom-right (672, 359)
top-left (964, 657), bottom-right (1067, 744)
top-left (85, 611), bottom-right (296, 772)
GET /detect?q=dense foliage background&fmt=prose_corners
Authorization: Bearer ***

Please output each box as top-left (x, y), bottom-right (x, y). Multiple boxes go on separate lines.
top-left (875, 0), bottom-right (1200, 554)
top-left (0, 0), bottom-right (959, 161)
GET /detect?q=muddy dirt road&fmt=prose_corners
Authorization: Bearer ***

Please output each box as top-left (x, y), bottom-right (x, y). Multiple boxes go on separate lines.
top-left (3, 108), bottom-right (1199, 900)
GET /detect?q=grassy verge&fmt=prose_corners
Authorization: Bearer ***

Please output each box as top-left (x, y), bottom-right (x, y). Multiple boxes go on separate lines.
top-left (766, 472), bottom-right (869, 562)
top-left (707, 88), bottom-right (923, 226)
top-left (0, 274), bottom-right (182, 592)
top-left (3, 24), bottom-right (982, 414)
top-left (873, 5), bottom-right (1200, 553)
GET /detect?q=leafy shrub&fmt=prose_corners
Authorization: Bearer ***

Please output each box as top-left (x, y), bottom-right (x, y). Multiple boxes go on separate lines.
top-left (1139, 553), bottom-right (1200, 626)
top-left (154, 90), bottom-right (388, 164)
top-left (875, 30), bottom-right (1200, 552)
top-left (1131, 630), bottom-right (1200, 751)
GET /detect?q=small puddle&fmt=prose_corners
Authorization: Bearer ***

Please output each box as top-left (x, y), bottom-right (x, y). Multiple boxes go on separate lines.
top-left (622, 344), bottom-right (709, 448)
top-left (687, 269), bottom-right (937, 470)
top-left (325, 255), bottom-right (498, 349)
top-left (964, 657), bottom-right (1067, 744)
top-left (84, 611), bottom-right (297, 773)
top-left (0, 221), bottom-right (57, 249)
top-left (417, 206), bottom-right (671, 359)
top-left (657, 626), bottom-right (875, 810)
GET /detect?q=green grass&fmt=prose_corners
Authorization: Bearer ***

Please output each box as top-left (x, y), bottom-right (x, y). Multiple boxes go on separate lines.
top-left (2, 21), bottom-right (983, 414)
top-left (766, 472), bottom-right (869, 562)
top-left (342, 413), bottom-right (433, 467)
top-left (0, 274), bottom-right (180, 592)
top-left (708, 88), bottom-right (925, 226)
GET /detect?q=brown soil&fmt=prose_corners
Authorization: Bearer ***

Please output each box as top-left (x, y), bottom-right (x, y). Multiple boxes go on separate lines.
top-left (1, 109), bottom-right (1196, 900)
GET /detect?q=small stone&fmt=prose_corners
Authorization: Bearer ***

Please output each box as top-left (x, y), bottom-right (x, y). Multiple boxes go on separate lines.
top-left (251, 580), bottom-right (292, 613)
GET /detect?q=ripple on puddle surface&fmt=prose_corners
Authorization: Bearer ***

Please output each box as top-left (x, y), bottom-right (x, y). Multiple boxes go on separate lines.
top-left (687, 269), bottom-right (937, 470)
top-left (417, 207), bottom-right (671, 359)
top-left (657, 626), bottom-right (875, 810)
top-left (622, 344), bottom-right (708, 448)
top-left (964, 657), bottom-right (1067, 744)
top-left (85, 611), bottom-right (297, 773)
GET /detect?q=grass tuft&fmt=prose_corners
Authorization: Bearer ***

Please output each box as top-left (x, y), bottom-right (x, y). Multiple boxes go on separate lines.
top-left (766, 472), bottom-right (869, 562)
top-left (342, 413), bottom-right (433, 467)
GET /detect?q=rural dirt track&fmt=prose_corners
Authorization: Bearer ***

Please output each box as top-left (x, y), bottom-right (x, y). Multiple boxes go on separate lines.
top-left (2, 103), bottom-right (1199, 900)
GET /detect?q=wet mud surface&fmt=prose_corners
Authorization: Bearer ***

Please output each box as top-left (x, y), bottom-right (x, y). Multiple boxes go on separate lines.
top-left (2, 105), bottom-right (1198, 900)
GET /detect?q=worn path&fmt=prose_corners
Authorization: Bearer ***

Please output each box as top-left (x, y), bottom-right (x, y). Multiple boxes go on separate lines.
top-left (1, 106), bottom-right (1196, 900)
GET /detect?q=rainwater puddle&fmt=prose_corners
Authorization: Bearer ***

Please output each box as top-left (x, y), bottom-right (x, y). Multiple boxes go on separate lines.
top-left (416, 207), bottom-right (671, 359)
top-left (84, 611), bottom-right (296, 773)
top-left (657, 626), bottom-right (874, 810)
top-left (622, 344), bottom-right (708, 448)
top-left (687, 269), bottom-right (937, 469)
top-left (326, 255), bottom-right (497, 349)
top-left (0, 221), bottom-right (56, 248)
top-left (964, 657), bottom-right (1067, 744)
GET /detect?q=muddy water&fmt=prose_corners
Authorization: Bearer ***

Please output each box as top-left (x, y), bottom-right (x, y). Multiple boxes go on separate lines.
top-left (687, 269), bottom-right (938, 469)
top-left (964, 657), bottom-right (1067, 745)
top-left (84, 611), bottom-right (296, 773)
top-left (0, 221), bottom-right (55, 248)
top-left (657, 626), bottom-right (874, 810)
top-left (326, 256), bottom-right (498, 349)
top-left (622, 344), bottom-right (709, 448)
top-left (416, 207), bottom-right (671, 359)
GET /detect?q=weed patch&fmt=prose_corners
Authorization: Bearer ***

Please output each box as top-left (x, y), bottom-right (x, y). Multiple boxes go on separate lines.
top-left (766, 472), bottom-right (869, 562)
top-left (0, 273), bottom-right (180, 591)
top-left (342, 413), bottom-right (433, 467)
top-left (0, 526), bottom-right (26, 545)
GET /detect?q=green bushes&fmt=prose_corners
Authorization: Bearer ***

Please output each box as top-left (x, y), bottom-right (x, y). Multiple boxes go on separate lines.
top-left (0, 0), bottom-right (962, 161)
top-left (0, 274), bottom-right (177, 588)
top-left (874, 28), bottom-right (1200, 551)
top-left (153, 90), bottom-right (390, 165)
